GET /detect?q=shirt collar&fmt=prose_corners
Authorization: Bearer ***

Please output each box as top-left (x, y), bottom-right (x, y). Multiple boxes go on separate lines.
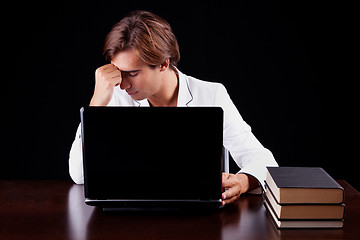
top-left (177, 69), bottom-right (193, 106)
top-left (133, 68), bottom-right (193, 107)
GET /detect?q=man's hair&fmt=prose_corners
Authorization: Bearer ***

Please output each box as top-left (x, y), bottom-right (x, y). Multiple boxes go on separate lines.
top-left (103, 10), bottom-right (180, 71)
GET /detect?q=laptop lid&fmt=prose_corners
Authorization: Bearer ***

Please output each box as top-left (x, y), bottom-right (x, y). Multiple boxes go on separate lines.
top-left (80, 107), bottom-right (223, 206)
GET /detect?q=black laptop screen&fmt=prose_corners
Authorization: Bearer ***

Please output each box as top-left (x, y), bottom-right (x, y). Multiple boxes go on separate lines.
top-left (81, 107), bottom-right (223, 200)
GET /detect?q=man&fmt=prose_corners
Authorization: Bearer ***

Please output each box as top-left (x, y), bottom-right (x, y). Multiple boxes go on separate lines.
top-left (69, 10), bottom-right (278, 206)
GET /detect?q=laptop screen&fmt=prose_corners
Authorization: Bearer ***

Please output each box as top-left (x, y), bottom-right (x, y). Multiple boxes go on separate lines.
top-left (81, 107), bottom-right (223, 201)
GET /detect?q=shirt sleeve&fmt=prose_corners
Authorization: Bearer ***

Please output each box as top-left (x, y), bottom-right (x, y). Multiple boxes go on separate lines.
top-left (214, 84), bottom-right (278, 192)
top-left (68, 123), bottom-right (84, 184)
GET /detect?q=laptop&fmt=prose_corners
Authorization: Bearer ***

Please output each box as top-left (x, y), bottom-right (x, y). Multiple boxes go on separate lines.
top-left (80, 106), bottom-right (224, 210)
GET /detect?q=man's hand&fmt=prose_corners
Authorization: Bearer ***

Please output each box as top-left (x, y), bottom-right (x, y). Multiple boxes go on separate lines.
top-left (90, 64), bottom-right (122, 106)
top-left (222, 173), bottom-right (259, 206)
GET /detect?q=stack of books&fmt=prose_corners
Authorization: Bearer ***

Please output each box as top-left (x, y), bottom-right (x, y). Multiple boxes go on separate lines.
top-left (264, 167), bottom-right (345, 229)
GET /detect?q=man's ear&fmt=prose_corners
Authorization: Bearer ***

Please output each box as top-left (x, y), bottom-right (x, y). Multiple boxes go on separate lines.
top-left (159, 59), bottom-right (170, 72)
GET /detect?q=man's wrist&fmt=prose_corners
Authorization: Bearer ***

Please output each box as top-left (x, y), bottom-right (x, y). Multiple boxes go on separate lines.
top-left (89, 96), bottom-right (107, 106)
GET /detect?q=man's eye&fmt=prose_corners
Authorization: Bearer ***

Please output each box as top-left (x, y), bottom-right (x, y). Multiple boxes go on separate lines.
top-left (128, 72), bottom-right (138, 77)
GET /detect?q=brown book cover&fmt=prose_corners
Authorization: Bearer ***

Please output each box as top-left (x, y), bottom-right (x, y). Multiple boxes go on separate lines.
top-left (264, 199), bottom-right (344, 229)
top-left (265, 184), bottom-right (345, 219)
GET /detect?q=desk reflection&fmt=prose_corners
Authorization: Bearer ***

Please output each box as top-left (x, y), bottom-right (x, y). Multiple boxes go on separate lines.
top-left (1, 180), bottom-right (357, 240)
top-left (220, 194), bottom-right (279, 239)
top-left (67, 184), bottom-right (94, 240)
top-left (66, 183), bottom-right (270, 240)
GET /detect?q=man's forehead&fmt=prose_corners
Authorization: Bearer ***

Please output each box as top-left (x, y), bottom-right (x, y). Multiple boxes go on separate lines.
top-left (111, 48), bottom-right (145, 71)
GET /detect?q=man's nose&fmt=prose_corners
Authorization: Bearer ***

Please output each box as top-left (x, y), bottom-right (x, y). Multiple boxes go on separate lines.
top-left (120, 78), bottom-right (131, 90)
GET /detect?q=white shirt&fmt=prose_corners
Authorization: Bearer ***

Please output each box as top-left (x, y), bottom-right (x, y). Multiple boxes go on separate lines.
top-left (69, 69), bottom-right (278, 192)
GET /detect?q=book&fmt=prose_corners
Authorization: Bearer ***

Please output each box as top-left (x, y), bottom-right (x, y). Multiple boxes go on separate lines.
top-left (264, 199), bottom-right (344, 229)
top-left (266, 167), bottom-right (344, 204)
top-left (265, 185), bottom-right (345, 219)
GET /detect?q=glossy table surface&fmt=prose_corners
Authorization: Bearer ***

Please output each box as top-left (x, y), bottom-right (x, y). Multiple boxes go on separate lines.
top-left (0, 180), bottom-right (359, 240)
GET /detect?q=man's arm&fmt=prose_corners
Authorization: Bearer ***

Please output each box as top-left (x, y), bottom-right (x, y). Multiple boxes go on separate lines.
top-left (69, 64), bottom-right (122, 184)
top-left (214, 83), bottom-right (278, 205)
top-left (69, 124), bottom-right (84, 184)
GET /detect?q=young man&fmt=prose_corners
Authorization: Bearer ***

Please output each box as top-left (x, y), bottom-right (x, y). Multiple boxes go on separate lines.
top-left (69, 10), bottom-right (278, 206)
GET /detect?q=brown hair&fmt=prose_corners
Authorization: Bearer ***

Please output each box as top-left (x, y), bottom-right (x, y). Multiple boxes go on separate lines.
top-left (103, 10), bottom-right (180, 71)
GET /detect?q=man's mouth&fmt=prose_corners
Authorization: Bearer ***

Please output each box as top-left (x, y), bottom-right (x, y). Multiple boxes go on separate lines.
top-left (127, 91), bottom-right (138, 96)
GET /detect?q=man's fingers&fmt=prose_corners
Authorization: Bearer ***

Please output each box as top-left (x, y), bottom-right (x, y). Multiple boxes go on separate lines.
top-left (222, 172), bottom-right (230, 179)
top-left (222, 173), bottom-right (230, 187)
top-left (222, 173), bottom-right (236, 189)
top-left (91, 64), bottom-right (122, 106)
top-left (222, 190), bottom-right (240, 206)
top-left (99, 64), bottom-right (121, 77)
top-left (222, 180), bottom-right (233, 189)
top-left (101, 63), bottom-right (117, 70)
top-left (221, 173), bottom-right (243, 206)
top-left (223, 185), bottom-right (240, 200)
top-left (222, 194), bottom-right (238, 206)
top-left (96, 65), bottom-right (121, 85)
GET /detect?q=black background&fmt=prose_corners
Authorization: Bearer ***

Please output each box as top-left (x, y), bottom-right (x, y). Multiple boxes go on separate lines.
top-left (4, 1), bottom-right (358, 190)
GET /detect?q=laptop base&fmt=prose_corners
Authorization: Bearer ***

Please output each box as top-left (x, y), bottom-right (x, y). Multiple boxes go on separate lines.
top-left (86, 199), bottom-right (222, 211)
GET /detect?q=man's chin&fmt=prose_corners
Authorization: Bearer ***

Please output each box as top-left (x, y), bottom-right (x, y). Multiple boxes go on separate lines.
top-left (130, 95), bottom-right (146, 101)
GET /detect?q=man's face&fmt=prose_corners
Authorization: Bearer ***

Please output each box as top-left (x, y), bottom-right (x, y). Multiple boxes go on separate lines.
top-left (111, 48), bottom-right (162, 101)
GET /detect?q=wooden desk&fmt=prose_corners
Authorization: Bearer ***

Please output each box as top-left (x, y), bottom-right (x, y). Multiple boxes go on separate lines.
top-left (0, 180), bottom-right (359, 240)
